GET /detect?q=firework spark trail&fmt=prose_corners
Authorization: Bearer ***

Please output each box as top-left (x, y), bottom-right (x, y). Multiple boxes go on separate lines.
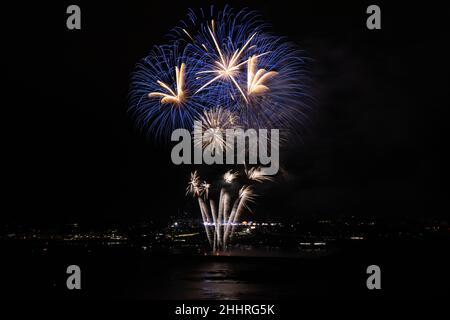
top-left (217, 188), bottom-right (225, 247)
top-left (208, 198), bottom-right (218, 252)
top-left (246, 166), bottom-right (273, 183)
top-left (230, 186), bottom-right (255, 241)
top-left (217, 170), bottom-right (236, 247)
top-left (194, 26), bottom-right (259, 103)
top-left (221, 192), bottom-right (231, 246)
top-left (223, 192), bottom-right (243, 247)
top-left (149, 63), bottom-right (186, 104)
top-left (209, 198), bottom-right (217, 223)
top-left (198, 197), bottom-right (212, 246)
top-left (187, 172), bottom-right (213, 246)
top-left (247, 55), bottom-right (278, 95)
top-left (200, 196), bottom-right (215, 246)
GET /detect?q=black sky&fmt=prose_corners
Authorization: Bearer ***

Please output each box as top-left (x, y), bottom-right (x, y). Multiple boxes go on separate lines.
top-left (2, 1), bottom-right (449, 225)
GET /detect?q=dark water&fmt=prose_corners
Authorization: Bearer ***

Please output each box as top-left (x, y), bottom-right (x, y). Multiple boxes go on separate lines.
top-left (2, 239), bottom-right (449, 299)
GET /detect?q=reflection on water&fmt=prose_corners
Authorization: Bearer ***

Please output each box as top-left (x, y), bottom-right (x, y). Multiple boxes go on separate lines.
top-left (4, 239), bottom-right (446, 299)
top-left (139, 247), bottom-right (336, 299)
top-left (144, 257), bottom-right (319, 300)
top-left (188, 262), bottom-right (262, 300)
top-left (163, 261), bottom-right (267, 299)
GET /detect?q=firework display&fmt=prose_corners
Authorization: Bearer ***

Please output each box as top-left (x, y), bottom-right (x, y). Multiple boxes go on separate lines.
top-left (186, 169), bottom-right (270, 252)
top-left (129, 6), bottom-right (311, 252)
top-left (130, 6), bottom-right (311, 136)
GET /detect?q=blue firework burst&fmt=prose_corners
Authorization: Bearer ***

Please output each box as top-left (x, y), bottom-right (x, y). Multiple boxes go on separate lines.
top-left (174, 6), bottom-right (312, 131)
top-left (130, 6), bottom-right (313, 140)
top-left (129, 44), bottom-right (208, 140)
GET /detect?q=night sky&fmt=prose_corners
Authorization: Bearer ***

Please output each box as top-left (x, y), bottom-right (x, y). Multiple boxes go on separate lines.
top-left (2, 1), bottom-right (449, 226)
